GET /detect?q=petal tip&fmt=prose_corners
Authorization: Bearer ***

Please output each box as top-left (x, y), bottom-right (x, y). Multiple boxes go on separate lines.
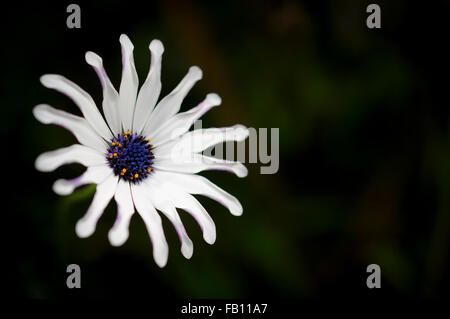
top-left (237, 165), bottom-right (248, 178)
top-left (181, 242), bottom-right (194, 259)
top-left (108, 229), bottom-right (128, 247)
top-left (230, 202), bottom-right (244, 216)
top-left (75, 219), bottom-right (95, 238)
top-left (40, 74), bottom-right (67, 89)
top-left (34, 154), bottom-right (49, 172)
top-left (154, 252), bottom-right (169, 268)
top-left (206, 93), bottom-right (221, 106)
top-left (204, 231), bottom-right (216, 245)
top-left (32, 104), bottom-right (50, 124)
top-left (53, 179), bottom-right (73, 196)
top-left (40, 74), bottom-right (56, 88)
top-left (119, 34), bottom-right (134, 50)
top-left (233, 124), bottom-right (249, 141)
top-left (189, 66), bottom-right (203, 80)
top-left (150, 39), bottom-right (164, 55)
top-left (85, 51), bottom-right (102, 67)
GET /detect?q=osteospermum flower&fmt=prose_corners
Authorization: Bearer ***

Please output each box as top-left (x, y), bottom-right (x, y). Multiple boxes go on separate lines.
top-left (33, 34), bottom-right (248, 267)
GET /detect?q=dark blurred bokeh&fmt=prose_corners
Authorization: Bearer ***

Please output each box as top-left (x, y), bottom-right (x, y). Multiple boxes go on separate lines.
top-left (4, 0), bottom-right (449, 298)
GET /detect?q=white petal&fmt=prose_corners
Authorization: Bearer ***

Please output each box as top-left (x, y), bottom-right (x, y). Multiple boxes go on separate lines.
top-left (133, 39), bottom-right (164, 133)
top-left (40, 74), bottom-right (112, 140)
top-left (85, 51), bottom-right (121, 134)
top-left (131, 183), bottom-right (169, 268)
top-left (169, 187), bottom-right (216, 245)
top-left (155, 124), bottom-right (249, 157)
top-left (35, 144), bottom-right (106, 172)
top-left (33, 104), bottom-right (106, 151)
top-left (153, 170), bottom-right (243, 216)
top-left (149, 93), bottom-right (221, 147)
top-left (119, 34), bottom-right (139, 130)
top-left (75, 174), bottom-right (118, 238)
top-left (153, 153), bottom-right (248, 178)
top-left (53, 165), bottom-right (112, 195)
top-left (144, 66), bottom-right (202, 137)
top-left (159, 205), bottom-right (193, 259)
top-left (108, 180), bottom-right (135, 246)
top-left (143, 178), bottom-right (193, 259)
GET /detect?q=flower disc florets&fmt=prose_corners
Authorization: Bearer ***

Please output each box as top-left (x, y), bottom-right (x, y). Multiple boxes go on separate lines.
top-left (106, 131), bottom-right (154, 183)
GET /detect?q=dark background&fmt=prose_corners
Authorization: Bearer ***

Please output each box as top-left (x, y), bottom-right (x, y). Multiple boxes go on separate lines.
top-left (3, 0), bottom-right (449, 298)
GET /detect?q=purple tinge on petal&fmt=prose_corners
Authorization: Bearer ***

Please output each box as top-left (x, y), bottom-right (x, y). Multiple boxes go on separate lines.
top-left (93, 67), bottom-right (105, 89)
top-left (113, 212), bottom-right (122, 227)
top-left (69, 173), bottom-right (84, 184)
top-left (121, 47), bottom-right (125, 69)
top-left (189, 212), bottom-right (204, 233)
top-left (195, 101), bottom-right (214, 119)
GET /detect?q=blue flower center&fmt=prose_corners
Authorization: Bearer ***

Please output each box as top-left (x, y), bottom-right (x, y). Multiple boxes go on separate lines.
top-left (106, 131), bottom-right (154, 183)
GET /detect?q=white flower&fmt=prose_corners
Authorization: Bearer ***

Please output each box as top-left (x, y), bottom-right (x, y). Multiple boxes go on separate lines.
top-left (33, 34), bottom-right (248, 267)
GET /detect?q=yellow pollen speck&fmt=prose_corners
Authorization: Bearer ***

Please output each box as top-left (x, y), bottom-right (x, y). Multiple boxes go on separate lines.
top-left (118, 144), bottom-right (122, 147)
top-left (147, 138), bottom-right (151, 143)
top-left (112, 142), bottom-right (116, 146)
top-left (147, 168), bottom-right (152, 172)
top-left (120, 172), bottom-right (124, 176)
top-left (130, 177), bottom-right (133, 180)
top-left (134, 174), bottom-right (139, 178)
top-left (122, 168), bottom-right (127, 172)
top-left (109, 155), bottom-right (113, 158)
top-left (113, 153), bottom-right (117, 157)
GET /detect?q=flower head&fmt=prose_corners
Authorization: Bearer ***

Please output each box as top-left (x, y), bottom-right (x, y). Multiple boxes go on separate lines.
top-left (34, 34), bottom-right (248, 267)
